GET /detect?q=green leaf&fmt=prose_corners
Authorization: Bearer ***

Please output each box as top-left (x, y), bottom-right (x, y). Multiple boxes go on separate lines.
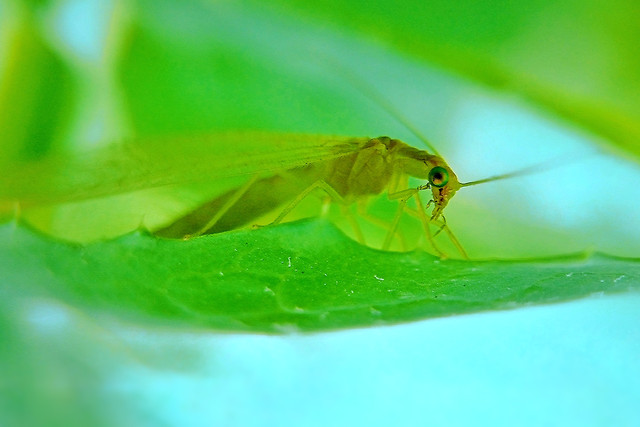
top-left (2, 0), bottom-right (639, 336)
top-left (2, 219), bottom-right (638, 333)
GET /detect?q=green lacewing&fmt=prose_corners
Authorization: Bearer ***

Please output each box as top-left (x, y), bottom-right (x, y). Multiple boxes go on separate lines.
top-left (2, 128), bottom-right (541, 258)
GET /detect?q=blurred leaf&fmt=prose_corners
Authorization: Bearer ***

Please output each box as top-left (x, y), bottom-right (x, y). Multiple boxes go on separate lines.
top-left (115, 0), bottom-right (431, 137)
top-left (0, 4), bottom-right (76, 163)
top-left (113, 0), bottom-right (640, 160)
top-left (1, 219), bottom-right (638, 333)
top-left (116, 3), bottom-right (357, 134)
top-left (264, 0), bottom-right (640, 159)
top-left (0, 298), bottom-right (154, 427)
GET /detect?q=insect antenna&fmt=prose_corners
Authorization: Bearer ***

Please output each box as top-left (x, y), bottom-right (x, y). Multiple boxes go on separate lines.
top-left (460, 151), bottom-right (596, 187)
top-left (319, 55), bottom-right (442, 156)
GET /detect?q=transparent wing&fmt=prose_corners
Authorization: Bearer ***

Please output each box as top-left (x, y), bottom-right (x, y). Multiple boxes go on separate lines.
top-left (1, 132), bottom-right (370, 207)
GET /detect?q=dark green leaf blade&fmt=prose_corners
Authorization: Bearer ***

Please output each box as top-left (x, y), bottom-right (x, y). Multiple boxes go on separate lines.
top-left (2, 219), bottom-right (638, 333)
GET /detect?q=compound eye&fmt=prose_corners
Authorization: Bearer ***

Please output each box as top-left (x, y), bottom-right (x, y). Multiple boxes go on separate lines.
top-left (428, 166), bottom-right (449, 188)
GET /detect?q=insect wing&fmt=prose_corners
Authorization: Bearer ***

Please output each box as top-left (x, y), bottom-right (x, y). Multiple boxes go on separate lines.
top-left (1, 132), bottom-right (367, 207)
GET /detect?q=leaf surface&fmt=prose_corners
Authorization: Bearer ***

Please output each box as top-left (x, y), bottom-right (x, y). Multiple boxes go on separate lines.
top-left (2, 219), bottom-right (638, 333)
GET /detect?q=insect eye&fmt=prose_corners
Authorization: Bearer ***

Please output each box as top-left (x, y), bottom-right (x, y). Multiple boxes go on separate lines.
top-left (428, 166), bottom-right (449, 187)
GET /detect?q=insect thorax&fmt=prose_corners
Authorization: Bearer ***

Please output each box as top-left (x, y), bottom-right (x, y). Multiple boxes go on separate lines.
top-left (323, 137), bottom-right (399, 197)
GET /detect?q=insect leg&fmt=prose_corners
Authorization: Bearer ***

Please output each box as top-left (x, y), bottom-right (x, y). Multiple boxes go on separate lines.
top-left (432, 215), bottom-right (446, 237)
top-left (403, 206), bottom-right (468, 259)
top-left (386, 187), bottom-right (420, 201)
top-left (413, 191), bottom-right (446, 258)
top-left (437, 216), bottom-right (469, 259)
top-left (382, 199), bottom-right (410, 251)
top-left (268, 180), bottom-right (366, 241)
top-left (382, 175), bottom-right (417, 250)
top-left (341, 204), bottom-right (366, 245)
top-left (356, 199), bottom-right (408, 251)
top-left (383, 173), bottom-right (433, 250)
top-left (190, 174), bottom-right (260, 238)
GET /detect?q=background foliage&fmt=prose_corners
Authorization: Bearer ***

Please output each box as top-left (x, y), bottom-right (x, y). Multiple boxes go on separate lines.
top-left (1, 0), bottom-right (639, 425)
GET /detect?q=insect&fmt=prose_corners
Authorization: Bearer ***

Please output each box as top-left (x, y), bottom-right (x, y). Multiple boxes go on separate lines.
top-left (2, 124), bottom-right (552, 259)
top-left (152, 78), bottom-right (551, 258)
top-left (1, 74), bottom-right (553, 258)
top-left (153, 134), bottom-right (470, 257)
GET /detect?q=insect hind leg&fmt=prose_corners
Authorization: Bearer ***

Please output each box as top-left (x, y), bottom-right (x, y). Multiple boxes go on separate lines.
top-left (190, 174), bottom-right (260, 238)
top-left (382, 198), bottom-right (413, 251)
top-left (356, 199), bottom-right (408, 251)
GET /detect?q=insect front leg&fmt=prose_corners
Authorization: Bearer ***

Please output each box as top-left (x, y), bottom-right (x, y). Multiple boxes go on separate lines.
top-left (412, 191), bottom-right (447, 258)
top-left (406, 196), bottom-right (468, 259)
top-left (435, 216), bottom-right (468, 259)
